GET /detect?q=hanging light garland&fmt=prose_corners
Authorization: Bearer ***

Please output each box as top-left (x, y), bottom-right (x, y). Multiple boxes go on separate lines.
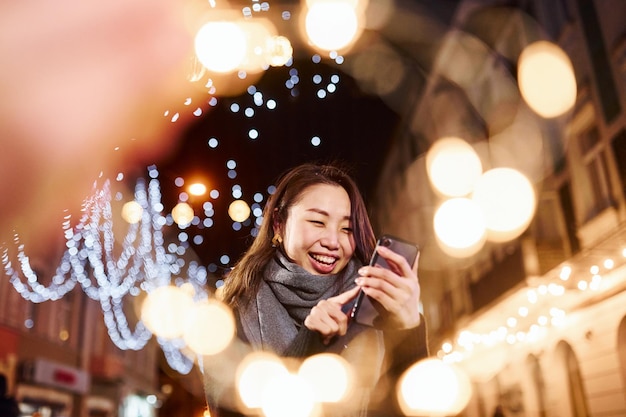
top-left (2, 166), bottom-right (210, 374)
top-left (439, 250), bottom-right (626, 370)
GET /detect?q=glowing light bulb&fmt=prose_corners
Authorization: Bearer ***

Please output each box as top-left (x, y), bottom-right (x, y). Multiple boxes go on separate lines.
top-left (559, 266), bottom-right (571, 281)
top-left (237, 352), bottom-right (289, 409)
top-left (433, 198), bottom-right (486, 257)
top-left (228, 200), bottom-right (251, 222)
top-left (298, 353), bottom-right (353, 403)
top-left (172, 202), bottom-right (194, 225)
top-left (397, 358), bottom-right (472, 416)
top-left (141, 286), bottom-right (194, 339)
top-left (261, 373), bottom-right (315, 417)
top-left (121, 200), bottom-right (143, 224)
top-left (472, 168), bottom-right (536, 242)
top-left (183, 299), bottom-right (235, 355)
top-left (426, 137), bottom-right (482, 197)
top-left (195, 21), bottom-right (247, 73)
top-left (517, 41), bottom-right (577, 118)
top-left (304, 0), bottom-right (359, 52)
top-left (267, 35), bottom-right (293, 67)
top-left (189, 183), bottom-right (207, 196)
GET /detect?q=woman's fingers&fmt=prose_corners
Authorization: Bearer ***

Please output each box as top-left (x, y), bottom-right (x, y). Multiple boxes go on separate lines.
top-left (304, 286), bottom-right (359, 343)
top-left (356, 245), bottom-right (422, 329)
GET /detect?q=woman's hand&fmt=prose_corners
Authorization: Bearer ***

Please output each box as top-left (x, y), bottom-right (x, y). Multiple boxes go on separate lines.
top-left (356, 245), bottom-right (421, 329)
top-left (304, 286), bottom-right (360, 344)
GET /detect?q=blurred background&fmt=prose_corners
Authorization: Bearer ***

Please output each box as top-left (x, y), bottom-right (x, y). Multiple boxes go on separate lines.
top-left (1, 0), bottom-right (626, 416)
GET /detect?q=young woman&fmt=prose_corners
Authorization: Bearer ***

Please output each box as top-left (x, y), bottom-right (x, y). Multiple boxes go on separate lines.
top-left (203, 163), bottom-right (428, 417)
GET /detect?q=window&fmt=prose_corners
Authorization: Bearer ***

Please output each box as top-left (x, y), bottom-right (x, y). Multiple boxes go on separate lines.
top-left (578, 125), bottom-right (613, 220)
top-left (526, 354), bottom-right (547, 417)
top-left (538, 0), bottom-right (572, 40)
top-left (610, 129), bottom-right (626, 200)
top-left (556, 341), bottom-right (590, 417)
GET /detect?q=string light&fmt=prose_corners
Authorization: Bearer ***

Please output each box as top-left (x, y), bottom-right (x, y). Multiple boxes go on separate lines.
top-left (2, 166), bottom-right (211, 373)
top-left (441, 251), bottom-right (624, 365)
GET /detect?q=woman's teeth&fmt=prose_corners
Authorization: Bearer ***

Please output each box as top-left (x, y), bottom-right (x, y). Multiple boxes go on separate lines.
top-left (311, 254), bottom-right (336, 265)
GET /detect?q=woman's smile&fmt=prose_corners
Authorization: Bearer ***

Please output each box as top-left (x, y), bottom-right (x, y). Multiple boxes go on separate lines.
top-left (278, 183), bottom-right (356, 275)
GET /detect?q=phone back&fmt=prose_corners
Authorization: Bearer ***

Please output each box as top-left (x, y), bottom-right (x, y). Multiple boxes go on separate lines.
top-left (351, 235), bottom-right (419, 326)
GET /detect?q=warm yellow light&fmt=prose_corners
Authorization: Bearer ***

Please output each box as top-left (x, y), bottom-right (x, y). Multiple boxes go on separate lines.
top-left (237, 352), bottom-right (289, 409)
top-left (172, 202), bottom-right (194, 225)
top-left (183, 299), bottom-right (235, 355)
top-left (261, 373), bottom-right (316, 417)
top-left (238, 19), bottom-right (276, 73)
top-left (517, 41), bottom-right (577, 118)
top-left (228, 200), bottom-right (251, 222)
top-left (195, 21), bottom-right (247, 73)
top-left (304, 1), bottom-right (360, 52)
top-left (59, 329), bottom-right (69, 341)
top-left (298, 353), bottom-right (353, 403)
top-left (559, 265), bottom-right (572, 281)
top-left (141, 286), bottom-right (194, 339)
top-left (122, 201), bottom-right (143, 224)
top-left (189, 183), bottom-right (207, 196)
top-left (426, 137), bottom-right (482, 197)
top-left (267, 35), bottom-right (293, 67)
top-left (472, 168), bottom-right (536, 242)
top-left (433, 198), bottom-right (486, 258)
top-left (397, 358), bottom-right (472, 416)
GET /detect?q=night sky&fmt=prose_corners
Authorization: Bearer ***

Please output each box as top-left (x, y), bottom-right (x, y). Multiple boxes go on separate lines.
top-left (154, 57), bottom-right (401, 271)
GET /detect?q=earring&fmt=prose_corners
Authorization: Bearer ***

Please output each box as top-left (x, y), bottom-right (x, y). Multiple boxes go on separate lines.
top-left (271, 234), bottom-right (283, 247)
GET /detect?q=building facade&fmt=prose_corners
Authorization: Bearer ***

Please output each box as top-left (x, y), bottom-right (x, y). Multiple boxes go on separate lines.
top-left (0, 262), bottom-right (161, 417)
top-left (370, 0), bottom-right (626, 416)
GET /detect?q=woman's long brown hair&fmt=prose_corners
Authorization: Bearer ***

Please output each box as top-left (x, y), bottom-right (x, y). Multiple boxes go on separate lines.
top-left (220, 162), bottom-right (376, 309)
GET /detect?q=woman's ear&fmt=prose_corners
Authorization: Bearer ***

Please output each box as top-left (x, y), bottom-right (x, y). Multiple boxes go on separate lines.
top-left (271, 207), bottom-right (281, 236)
top-left (271, 208), bottom-right (284, 247)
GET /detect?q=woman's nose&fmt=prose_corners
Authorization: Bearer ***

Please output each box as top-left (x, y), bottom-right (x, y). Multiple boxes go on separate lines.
top-left (320, 230), bottom-right (340, 249)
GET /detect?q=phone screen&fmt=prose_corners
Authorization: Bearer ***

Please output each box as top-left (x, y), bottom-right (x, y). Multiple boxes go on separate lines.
top-left (349, 235), bottom-right (419, 326)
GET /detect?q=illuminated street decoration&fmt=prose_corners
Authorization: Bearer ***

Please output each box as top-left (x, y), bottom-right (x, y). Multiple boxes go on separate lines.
top-left (2, 166), bottom-right (211, 374)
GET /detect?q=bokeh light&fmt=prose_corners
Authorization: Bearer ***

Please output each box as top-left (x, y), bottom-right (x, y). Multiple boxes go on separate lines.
top-left (183, 299), bottom-right (235, 355)
top-left (261, 373), bottom-right (316, 417)
top-left (195, 21), bottom-right (247, 73)
top-left (172, 202), bottom-right (195, 226)
top-left (433, 198), bottom-right (486, 258)
top-left (472, 168), bottom-right (536, 242)
top-left (304, 0), bottom-right (360, 52)
top-left (188, 182), bottom-right (207, 196)
top-left (228, 200), bottom-right (251, 222)
top-left (236, 352), bottom-right (289, 409)
top-left (238, 19), bottom-right (278, 73)
top-left (517, 40), bottom-right (577, 118)
top-left (267, 35), bottom-right (293, 67)
top-left (121, 200), bottom-right (143, 224)
top-left (397, 358), bottom-right (472, 416)
top-left (298, 353), bottom-right (353, 403)
top-left (426, 137), bottom-right (483, 197)
top-left (141, 286), bottom-right (194, 339)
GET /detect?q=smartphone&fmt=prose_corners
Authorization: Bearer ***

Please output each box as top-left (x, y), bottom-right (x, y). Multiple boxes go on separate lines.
top-left (349, 235), bottom-right (419, 326)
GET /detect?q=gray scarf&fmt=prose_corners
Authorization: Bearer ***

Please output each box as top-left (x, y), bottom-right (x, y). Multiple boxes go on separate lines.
top-left (236, 252), bottom-right (386, 417)
top-left (240, 251), bottom-right (360, 353)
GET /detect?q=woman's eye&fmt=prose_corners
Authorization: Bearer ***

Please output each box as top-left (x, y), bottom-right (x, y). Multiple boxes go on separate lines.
top-left (342, 227), bottom-right (353, 234)
top-left (309, 220), bottom-right (324, 225)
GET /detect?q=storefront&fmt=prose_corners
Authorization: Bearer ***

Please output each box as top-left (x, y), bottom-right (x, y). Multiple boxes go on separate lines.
top-left (0, 325), bottom-right (19, 394)
top-left (16, 358), bottom-right (89, 417)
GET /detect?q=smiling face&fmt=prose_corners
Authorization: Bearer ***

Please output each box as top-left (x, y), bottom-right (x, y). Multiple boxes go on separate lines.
top-left (276, 183), bottom-right (356, 275)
